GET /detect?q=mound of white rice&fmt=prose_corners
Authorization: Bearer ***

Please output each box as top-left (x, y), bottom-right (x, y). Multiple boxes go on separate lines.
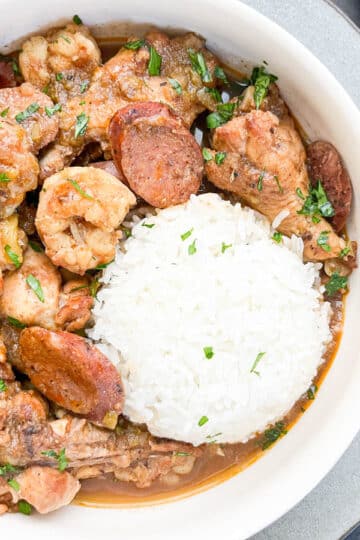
top-left (89, 194), bottom-right (332, 446)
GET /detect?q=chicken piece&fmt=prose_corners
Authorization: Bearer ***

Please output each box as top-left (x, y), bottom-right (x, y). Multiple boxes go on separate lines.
top-left (0, 214), bottom-right (27, 272)
top-left (19, 23), bottom-right (101, 105)
top-left (0, 83), bottom-right (59, 153)
top-left (0, 246), bottom-right (61, 329)
top-left (35, 166), bottom-right (136, 274)
top-left (39, 31), bottom-right (219, 179)
top-left (55, 278), bottom-right (93, 332)
top-left (0, 120), bottom-right (39, 218)
top-left (205, 110), bottom-right (347, 261)
top-left (16, 466), bottom-right (81, 514)
top-left (19, 327), bottom-right (124, 427)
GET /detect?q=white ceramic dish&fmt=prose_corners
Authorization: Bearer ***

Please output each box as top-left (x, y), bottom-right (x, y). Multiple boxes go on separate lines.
top-left (1, 1), bottom-right (359, 539)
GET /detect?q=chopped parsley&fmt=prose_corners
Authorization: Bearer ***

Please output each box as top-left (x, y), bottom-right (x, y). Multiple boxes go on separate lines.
top-left (215, 152), bottom-right (226, 165)
top-left (141, 222), bottom-right (155, 228)
top-left (250, 352), bottom-right (266, 375)
top-left (274, 175), bottom-right (283, 193)
top-left (214, 66), bottom-right (228, 84)
top-left (95, 260), bottom-right (114, 270)
top-left (221, 242), bottom-right (232, 253)
top-left (41, 448), bottom-right (68, 472)
top-left (123, 39), bottom-right (145, 50)
top-left (257, 173), bottom-right (264, 192)
top-left (120, 225), bottom-right (132, 238)
top-left (26, 274), bottom-right (44, 303)
top-left (89, 278), bottom-right (100, 298)
top-left (80, 80), bottom-right (89, 94)
top-left (55, 72), bottom-right (64, 81)
top-left (206, 102), bottom-right (235, 129)
top-left (181, 228), bottom-right (193, 241)
top-left (60, 35), bottom-right (71, 44)
top-left (317, 230), bottom-right (331, 252)
top-left (325, 272), bottom-right (348, 297)
top-left (340, 246), bottom-right (351, 258)
top-left (0, 379), bottom-right (7, 393)
top-left (42, 83), bottom-right (50, 95)
top-left (205, 87), bottom-right (222, 102)
top-left (198, 415), bottom-right (209, 427)
top-left (188, 49), bottom-right (211, 83)
top-left (202, 148), bottom-right (213, 162)
top-left (296, 187), bottom-right (305, 200)
top-left (174, 451), bottom-right (191, 457)
top-left (0, 172), bottom-right (10, 183)
top-left (15, 103), bottom-right (40, 123)
top-left (4, 245), bottom-right (21, 268)
top-left (0, 107), bottom-right (9, 117)
top-left (29, 240), bottom-right (44, 253)
top-left (250, 66), bottom-right (278, 109)
top-left (297, 180), bottom-right (334, 221)
top-left (74, 112), bottom-right (89, 138)
top-left (72, 14), bottom-right (82, 25)
top-left (45, 103), bottom-right (62, 117)
top-left (188, 239), bottom-right (197, 255)
top-left (261, 422), bottom-right (287, 450)
top-left (272, 231), bottom-right (283, 243)
top-left (203, 346), bottom-right (214, 359)
top-left (7, 478), bottom-right (19, 491)
top-left (148, 46), bottom-right (162, 76)
top-left (168, 78), bottom-right (182, 95)
top-left (307, 384), bottom-right (318, 400)
top-left (7, 316), bottom-right (26, 329)
top-left (67, 178), bottom-right (94, 199)
top-left (18, 500), bottom-right (32, 515)
top-left (0, 464), bottom-right (19, 476)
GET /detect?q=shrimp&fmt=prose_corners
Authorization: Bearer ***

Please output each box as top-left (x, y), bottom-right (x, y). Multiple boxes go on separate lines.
top-left (19, 23), bottom-right (101, 105)
top-left (0, 119), bottom-right (39, 218)
top-left (0, 83), bottom-right (59, 153)
top-left (0, 214), bottom-right (27, 272)
top-left (0, 246), bottom-right (61, 329)
top-left (35, 166), bottom-right (136, 274)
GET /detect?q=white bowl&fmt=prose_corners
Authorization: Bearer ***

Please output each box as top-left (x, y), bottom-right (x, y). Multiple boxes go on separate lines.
top-left (1, 1), bottom-right (359, 539)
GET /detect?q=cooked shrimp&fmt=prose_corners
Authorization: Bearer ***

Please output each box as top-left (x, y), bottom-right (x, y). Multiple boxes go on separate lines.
top-left (35, 166), bottom-right (136, 274)
top-left (0, 214), bottom-right (27, 272)
top-left (0, 119), bottom-right (39, 218)
top-left (19, 23), bottom-right (101, 105)
top-left (0, 246), bottom-right (61, 329)
top-left (0, 83), bottom-right (59, 153)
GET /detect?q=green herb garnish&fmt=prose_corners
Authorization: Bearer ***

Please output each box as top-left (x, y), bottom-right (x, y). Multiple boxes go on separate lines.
top-left (89, 279), bottom-right (100, 298)
top-left (174, 451), bottom-right (191, 457)
top-left (29, 241), bottom-right (44, 253)
top-left (261, 421), bottom-right (287, 450)
top-left (274, 175), bottom-right (283, 193)
top-left (141, 222), bottom-right (155, 228)
top-left (317, 231), bottom-right (331, 252)
top-left (18, 501), bottom-right (32, 515)
top-left (296, 187), bottom-right (305, 200)
top-left (74, 111), bottom-right (89, 138)
top-left (45, 103), bottom-right (62, 117)
top-left (0, 172), bottom-right (10, 183)
top-left (72, 14), bottom-right (82, 25)
top-left (188, 239), bottom-right (197, 255)
top-left (221, 242), bottom-right (232, 253)
top-left (188, 49), bottom-right (211, 83)
top-left (168, 78), bottom-right (182, 95)
top-left (67, 178), bottom-right (94, 199)
top-left (272, 231), bottom-right (283, 243)
top-left (15, 103), bottom-right (40, 123)
top-left (297, 180), bottom-right (334, 220)
top-left (80, 80), bottom-right (89, 94)
top-left (60, 35), bottom-right (71, 44)
top-left (123, 39), bottom-right (145, 50)
top-left (257, 173), bottom-right (264, 192)
top-left (95, 260), bottom-right (114, 270)
top-left (325, 272), bottom-right (348, 297)
top-left (203, 346), bottom-right (214, 359)
top-left (26, 274), bottom-right (44, 303)
top-left (181, 228), bottom-right (193, 241)
top-left (307, 384), bottom-right (318, 400)
top-left (7, 316), bottom-right (26, 329)
top-left (7, 479), bottom-right (19, 491)
top-left (55, 72), bottom-right (63, 81)
top-left (250, 352), bottom-right (265, 375)
top-left (202, 148), bottom-right (212, 162)
top-left (340, 246), bottom-right (351, 258)
top-left (214, 66), bottom-right (228, 84)
top-left (148, 46), bottom-right (162, 76)
top-left (206, 102), bottom-right (235, 129)
top-left (41, 448), bottom-right (68, 472)
top-left (198, 415), bottom-right (209, 427)
top-left (0, 379), bottom-right (7, 393)
top-left (215, 152), bottom-right (226, 165)
top-left (205, 87), bottom-right (222, 102)
top-left (4, 245), bottom-right (21, 269)
top-left (0, 107), bottom-right (9, 117)
top-left (42, 83), bottom-right (50, 95)
top-left (120, 225), bottom-right (132, 238)
top-left (251, 66), bottom-right (278, 109)
top-left (0, 464), bottom-right (19, 476)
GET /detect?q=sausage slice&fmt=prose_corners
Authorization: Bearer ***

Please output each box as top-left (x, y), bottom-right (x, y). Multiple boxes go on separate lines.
top-left (0, 61), bottom-right (16, 89)
top-left (109, 102), bottom-right (203, 208)
top-left (19, 327), bottom-right (124, 428)
top-left (307, 141), bottom-right (352, 232)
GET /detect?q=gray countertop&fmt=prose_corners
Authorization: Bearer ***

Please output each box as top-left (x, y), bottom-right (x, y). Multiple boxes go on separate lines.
top-left (238, 1), bottom-right (360, 539)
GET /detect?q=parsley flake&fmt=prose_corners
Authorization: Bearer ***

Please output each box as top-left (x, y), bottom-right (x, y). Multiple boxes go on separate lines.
top-left (0, 379), bottom-right (7, 393)
top-left (15, 103), bottom-right (39, 123)
top-left (188, 49), bottom-right (211, 83)
top-left (317, 231), bottom-right (331, 252)
top-left (251, 66), bottom-right (278, 109)
top-left (18, 501), bottom-right (32, 515)
top-left (141, 222), bottom-right (155, 228)
top-left (181, 228), bottom-right (193, 241)
top-left (0, 172), bottom-right (10, 183)
top-left (148, 46), bottom-right (162, 76)
top-left (261, 422), bottom-right (287, 450)
top-left (29, 240), bottom-right (44, 253)
top-left (26, 274), bottom-right (44, 303)
top-left (188, 239), bottom-right (197, 255)
top-left (123, 39), bottom-right (145, 50)
top-left (221, 242), bottom-right (232, 253)
top-left (257, 173), bottom-right (264, 191)
top-left (214, 66), bottom-right (228, 84)
top-left (80, 80), bottom-right (89, 94)
top-left (7, 316), bottom-right (26, 329)
top-left (41, 448), bottom-right (68, 472)
top-left (168, 78), bottom-right (182, 95)
top-left (272, 231), bottom-right (283, 243)
top-left (307, 384), bottom-right (318, 400)
top-left (274, 175), bottom-right (283, 193)
top-left (297, 180), bottom-right (334, 221)
top-left (74, 112), bottom-right (89, 138)
top-left (72, 14), bottom-right (82, 25)
top-left (205, 87), bottom-right (222, 102)
top-left (296, 187), bottom-right (305, 200)
top-left (0, 107), bottom-right (9, 117)
top-left (4, 245), bottom-right (21, 268)
top-left (67, 178), bottom-right (94, 199)
top-left (55, 72), bottom-right (63, 81)
top-left (202, 148), bottom-right (212, 162)
top-left (325, 272), bottom-right (348, 297)
top-left (206, 102), bottom-right (235, 129)
top-left (215, 151), bottom-right (227, 165)
top-left (198, 415), bottom-right (209, 427)
top-left (0, 464), bottom-right (19, 476)
top-left (45, 103), bottom-right (62, 117)
top-left (95, 260), bottom-right (114, 270)
top-left (340, 246), bottom-right (351, 258)
top-left (7, 479), bottom-right (19, 491)
top-left (203, 346), bottom-right (214, 359)
top-left (250, 352), bottom-right (266, 375)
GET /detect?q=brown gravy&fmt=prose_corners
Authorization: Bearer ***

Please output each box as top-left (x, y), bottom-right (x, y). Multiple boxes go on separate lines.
top-left (76, 38), bottom-right (346, 507)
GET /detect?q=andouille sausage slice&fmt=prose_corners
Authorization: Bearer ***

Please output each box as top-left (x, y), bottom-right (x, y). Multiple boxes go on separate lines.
top-left (307, 141), bottom-right (352, 233)
top-left (109, 102), bottom-right (203, 208)
top-left (19, 327), bottom-right (124, 428)
top-left (0, 61), bottom-right (16, 89)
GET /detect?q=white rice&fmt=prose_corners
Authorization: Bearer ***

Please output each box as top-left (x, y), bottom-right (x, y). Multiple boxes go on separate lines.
top-left (89, 194), bottom-right (332, 446)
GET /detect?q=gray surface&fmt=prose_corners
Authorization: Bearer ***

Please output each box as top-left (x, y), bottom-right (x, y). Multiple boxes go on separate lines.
top-left (239, 1), bottom-right (360, 539)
